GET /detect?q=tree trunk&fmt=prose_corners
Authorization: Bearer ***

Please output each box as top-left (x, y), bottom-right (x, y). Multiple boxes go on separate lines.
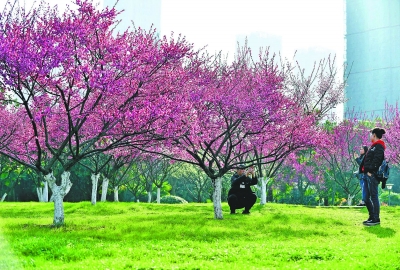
top-left (147, 191), bottom-right (152, 203)
top-left (324, 196), bottom-right (329, 206)
top-left (170, 185), bottom-right (176, 196)
top-left (212, 178), bottom-right (223, 219)
top-left (36, 187), bottom-right (43, 202)
top-left (347, 194), bottom-right (355, 206)
top-left (44, 171), bottom-right (72, 226)
top-left (260, 177), bottom-right (268, 205)
top-left (156, 187), bottom-right (161, 204)
top-left (114, 186), bottom-right (119, 202)
top-left (0, 193), bottom-right (6, 202)
top-left (267, 187), bottom-right (274, 202)
top-left (42, 181), bottom-right (49, 202)
top-left (91, 173), bottom-right (100, 205)
top-left (101, 177), bottom-right (109, 202)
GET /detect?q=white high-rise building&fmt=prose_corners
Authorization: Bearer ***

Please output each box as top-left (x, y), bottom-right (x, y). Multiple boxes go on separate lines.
top-left (344, 0), bottom-right (400, 115)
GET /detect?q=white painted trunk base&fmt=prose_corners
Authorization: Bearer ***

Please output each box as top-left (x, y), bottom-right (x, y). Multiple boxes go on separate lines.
top-left (44, 171), bottom-right (73, 226)
top-left (91, 174), bottom-right (100, 205)
top-left (36, 187), bottom-right (44, 202)
top-left (42, 181), bottom-right (49, 202)
top-left (147, 191), bottom-right (152, 203)
top-left (212, 178), bottom-right (223, 219)
top-left (101, 178), bottom-right (109, 202)
top-left (0, 193), bottom-right (6, 202)
top-left (260, 177), bottom-right (269, 205)
top-left (347, 194), bottom-right (355, 206)
top-left (156, 187), bottom-right (161, 204)
top-left (114, 186), bottom-right (119, 202)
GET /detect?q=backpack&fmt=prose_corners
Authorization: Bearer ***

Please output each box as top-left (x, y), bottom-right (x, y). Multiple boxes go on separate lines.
top-left (376, 159), bottom-right (390, 188)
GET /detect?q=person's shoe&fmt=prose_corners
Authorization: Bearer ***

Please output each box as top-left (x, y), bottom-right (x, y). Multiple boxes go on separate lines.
top-left (362, 217), bottom-right (373, 224)
top-left (242, 210), bottom-right (250, 215)
top-left (230, 209), bottom-right (236, 214)
top-left (364, 218), bottom-right (380, 226)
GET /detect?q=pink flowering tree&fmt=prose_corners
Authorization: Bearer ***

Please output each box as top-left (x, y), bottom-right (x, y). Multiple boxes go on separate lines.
top-left (249, 52), bottom-right (347, 205)
top-left (139, 46), bottom-right (319, 219)
top-left (316, 118), bottom-right (370, 205)
top-left (281, 54), bottom-right (347, 120)
top-left (0, 0), bottom-right (194, 225)
top-left (274, 150), bottom-right (327, 205)
top-left (251, 105), bottom-right (320, 205)
top-left (384, 104), bottom-right (400, 164)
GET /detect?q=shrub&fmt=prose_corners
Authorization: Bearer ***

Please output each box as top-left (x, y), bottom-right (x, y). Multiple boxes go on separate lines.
top-left (160, 195), bottom-right (188, 204)
top-left (379, 191), bottom-right (400, 206)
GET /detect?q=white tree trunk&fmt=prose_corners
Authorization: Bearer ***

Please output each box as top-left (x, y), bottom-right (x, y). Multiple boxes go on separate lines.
top-left (91, 173), bottom-right (100, 205)
top-left (319, 198), bottom-right (325, 206)
top-left (113, 186), bottom-right (119, 202)
top-left (347, 194), bottom-right (355, 206)
top-left (101, 177), bottom-right (109, 202)
top-left (156, 187), bottom-right (161, 204)
top-left (260, 177), bottom-right (268, 205)
top-left (42, 181), bottom-right (49, 202)
top-left (44, 171), bottom-right (73, 226)
top-left (147, 191), bottom-right (152, 203)
top-left (0, 193), bottom-right (6, 202)
top-left (36, 187), bottom-right (44, 202)
top-left (212, 178), bottom-right (223, 219)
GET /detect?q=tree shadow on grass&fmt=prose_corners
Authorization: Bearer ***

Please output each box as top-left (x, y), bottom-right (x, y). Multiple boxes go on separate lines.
top-left (363, 226), bottom-right (396, 238)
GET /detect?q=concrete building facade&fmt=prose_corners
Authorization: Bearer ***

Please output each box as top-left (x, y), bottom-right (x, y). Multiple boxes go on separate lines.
top-left (345, 0), bottom-right (400, 114)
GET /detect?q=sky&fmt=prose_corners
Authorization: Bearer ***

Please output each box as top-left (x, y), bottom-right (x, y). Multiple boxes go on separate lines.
top-left (161, 0), bottom-right (344, 63)
top-left (1, 0), bottom-right (345, 63)
top-left (1, 0), bottom-right (345, 116)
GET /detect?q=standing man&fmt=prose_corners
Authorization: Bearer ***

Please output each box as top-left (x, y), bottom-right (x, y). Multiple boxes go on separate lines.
top-left (228, 165), bottom-right (258, 214)
top-left (361, 127), bottom-right (386, 226)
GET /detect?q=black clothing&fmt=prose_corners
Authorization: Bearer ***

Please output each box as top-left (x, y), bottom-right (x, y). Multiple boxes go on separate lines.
top-left (362, 141), bottom-right (385, 175)
top-left (229, 173), bottom-right (258, 193)
top-left (355, 154), bottom-right (365, 174)
top-left (228, 173), bottom-right (258, 212)
top-left (228, 193), bottom-right (257, 213)
top-left (365, 174), bottom-right (380, 220)
top-left (361, 140), bottom-right (385, 223)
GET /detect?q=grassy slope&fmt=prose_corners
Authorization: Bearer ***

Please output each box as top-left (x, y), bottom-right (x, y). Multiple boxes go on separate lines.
top-left (0, 202), bottom-right (399, 270)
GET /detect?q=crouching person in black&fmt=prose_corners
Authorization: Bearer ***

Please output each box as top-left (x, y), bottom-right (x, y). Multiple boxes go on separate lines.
top-left (228, 165), bottom-right (258, 214)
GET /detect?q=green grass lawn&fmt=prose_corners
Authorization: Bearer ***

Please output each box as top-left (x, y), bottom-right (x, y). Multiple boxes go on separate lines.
top-left (0, 202), bottom-right (399, 270)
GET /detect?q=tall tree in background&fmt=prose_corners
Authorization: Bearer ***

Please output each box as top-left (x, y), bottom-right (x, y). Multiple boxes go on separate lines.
top-left (281, 54), bottom-right (347, 119)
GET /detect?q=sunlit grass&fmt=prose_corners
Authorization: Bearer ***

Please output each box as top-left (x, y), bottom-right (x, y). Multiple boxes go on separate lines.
top-left (0, 202), bottom-right (399, 269)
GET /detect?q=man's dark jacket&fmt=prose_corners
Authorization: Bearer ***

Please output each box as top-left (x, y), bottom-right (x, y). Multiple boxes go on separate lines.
top-left (362, 140), bottom-right (386, 175)
top-left (228, 173), bottom-right (258, 196)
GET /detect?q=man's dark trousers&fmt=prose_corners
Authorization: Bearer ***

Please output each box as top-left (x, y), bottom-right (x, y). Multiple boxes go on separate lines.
top-left (228, 192), bottom-right (257, 212)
